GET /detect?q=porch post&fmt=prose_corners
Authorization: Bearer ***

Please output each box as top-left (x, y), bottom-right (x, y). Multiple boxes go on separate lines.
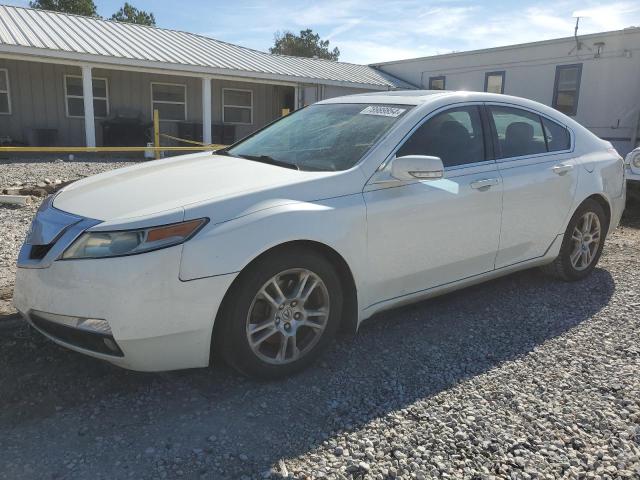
top-left (202, 77), bottom-right (212, 145)
top-left (81, 65), bottom-right (96, 148)
top-left (294, 85), bottom-right (300, 110)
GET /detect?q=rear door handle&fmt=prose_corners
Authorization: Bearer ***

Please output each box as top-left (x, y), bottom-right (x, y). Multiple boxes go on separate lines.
top-left (470, 178), bottom-right (500, 190)
top-left (552, 163), bottom-right (574, 175)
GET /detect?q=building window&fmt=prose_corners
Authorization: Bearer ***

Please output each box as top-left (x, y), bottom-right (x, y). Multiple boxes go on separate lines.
top-left (151, 82), bottom-right (187, 121)
top-left (428, 76), bottom-right (446, 90)
top-left (0, 69), bottom-right (11, 115)
top-left (552, 64), bottom-right (582, 116)
top-left (484, 71), bottom-right (505, 94)
top-left (223, 88), bottom-right (253, 124)
top-left (64, 75), bottom-right (109, 118)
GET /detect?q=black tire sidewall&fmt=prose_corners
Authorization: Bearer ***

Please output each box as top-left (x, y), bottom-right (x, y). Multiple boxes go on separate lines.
top-left (219, 248), bottom-right (343, 379)
top-left (557, 199), bottom-right (607, 281)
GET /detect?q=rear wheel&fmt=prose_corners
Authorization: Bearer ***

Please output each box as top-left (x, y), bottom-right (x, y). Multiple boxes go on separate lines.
top-left (217, 248), bottom-right (343, 378)
top-left (541, 199), bottom-right (607, 281)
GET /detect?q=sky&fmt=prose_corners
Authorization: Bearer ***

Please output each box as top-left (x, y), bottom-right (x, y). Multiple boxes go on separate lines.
top-left (7, 0), bottom-right (640, 64)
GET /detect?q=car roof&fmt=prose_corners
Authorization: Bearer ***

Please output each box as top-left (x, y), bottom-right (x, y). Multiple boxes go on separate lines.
top-left (317, 90), bottom-right (596, 143)
top-left (318, 90), bottom-right (549, 107)
top-left (318, 90), bottom-right (452, 106)
top-left (319, 90), bottom-right (567, 119)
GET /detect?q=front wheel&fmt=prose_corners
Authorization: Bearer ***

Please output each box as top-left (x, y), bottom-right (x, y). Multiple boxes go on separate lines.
top-left (217, 248), bottom-right (343, 379)
top-left (541, 199), bottom-right (607, 281)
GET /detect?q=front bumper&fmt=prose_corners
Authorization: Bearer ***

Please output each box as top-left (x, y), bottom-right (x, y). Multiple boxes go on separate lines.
top-left (14, 246), bottom-right (236, 371)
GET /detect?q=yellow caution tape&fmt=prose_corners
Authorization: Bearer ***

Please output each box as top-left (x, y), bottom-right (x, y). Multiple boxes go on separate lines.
top-left (0, 145), bottom-right (228, 153)
top-left (160, 133), bottom-right (215, 146)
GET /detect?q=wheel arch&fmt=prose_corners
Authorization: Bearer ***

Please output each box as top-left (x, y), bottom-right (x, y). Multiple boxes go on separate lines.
top-left (580, 193), bottom-right (612, 233)
top-left (212, 240), bottom-right (359, 356)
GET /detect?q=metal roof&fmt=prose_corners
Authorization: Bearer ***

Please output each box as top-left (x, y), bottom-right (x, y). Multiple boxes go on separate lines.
top-left (0, 5), bottom-right (413, 89)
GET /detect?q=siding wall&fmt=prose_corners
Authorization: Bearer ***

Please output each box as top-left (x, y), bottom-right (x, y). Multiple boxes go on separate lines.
top-left (0, 59), bottom-right (88, 145)
top-left (375, 29), bottom-right (640, 154)
top-left (0, 57), bottom-right (379, 147)
top-left (0, 58), bottom-right (281, 146)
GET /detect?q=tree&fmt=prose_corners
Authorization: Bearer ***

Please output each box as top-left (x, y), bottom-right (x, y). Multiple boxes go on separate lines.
top-left (29, 0), bottom-right (97, 16)
top-left (270, 29), bottom-right (339, 61)
top-left (110, 2), bottom-right (156, 26)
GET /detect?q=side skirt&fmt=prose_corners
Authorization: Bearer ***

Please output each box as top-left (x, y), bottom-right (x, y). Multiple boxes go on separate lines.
top-left (357, 234), bottom-right (563, 327)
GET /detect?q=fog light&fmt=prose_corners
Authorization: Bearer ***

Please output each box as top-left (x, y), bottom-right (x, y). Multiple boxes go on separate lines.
top-left (77, 318), bottom-right (112, 335)
top-left (103, 338), bottom-right (120, 353)
top-left (627, 151), bottom-right (640, 169)
top-left (29, 310), bottom-right (112, 335)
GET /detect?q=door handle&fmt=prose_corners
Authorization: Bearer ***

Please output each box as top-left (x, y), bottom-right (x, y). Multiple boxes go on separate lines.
top-left (470, 178), bottom-right (500, 190)
top-left (552, 163), bottom-right (574, 175)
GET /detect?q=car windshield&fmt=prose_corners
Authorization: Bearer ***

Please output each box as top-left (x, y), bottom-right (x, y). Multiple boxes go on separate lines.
top-left (227, 103), bottom-right (411, 171)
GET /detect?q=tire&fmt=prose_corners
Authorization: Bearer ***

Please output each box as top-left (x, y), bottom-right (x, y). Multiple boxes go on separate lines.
top-left (541, 198), bottom-right (608, 281)
top-left (216, 247), bottom-right (343, 379)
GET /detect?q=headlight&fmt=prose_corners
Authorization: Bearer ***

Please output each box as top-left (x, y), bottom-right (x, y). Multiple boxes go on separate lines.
top-left (62, 218), bottom-right (207, 259)
top-left (627, 150), bottom-right (640, 169)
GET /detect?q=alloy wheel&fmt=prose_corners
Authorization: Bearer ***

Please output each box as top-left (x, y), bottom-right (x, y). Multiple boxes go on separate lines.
top-left (245, 268), bottom-right (330, 365)
top-left (569, 211), bottom-right (601, 271)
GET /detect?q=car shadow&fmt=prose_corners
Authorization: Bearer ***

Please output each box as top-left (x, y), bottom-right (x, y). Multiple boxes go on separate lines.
top-left (0, 264), bottom-right (616, 479)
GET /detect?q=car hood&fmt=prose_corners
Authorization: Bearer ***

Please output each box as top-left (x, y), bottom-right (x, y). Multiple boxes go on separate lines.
top-left (53, 153), bottom-right (346, 223)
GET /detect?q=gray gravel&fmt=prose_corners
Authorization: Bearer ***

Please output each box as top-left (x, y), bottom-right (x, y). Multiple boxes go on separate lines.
top-left (0, 158), bottom-right (136, 315)
top-left (0, 162), bottom-right (639, 478)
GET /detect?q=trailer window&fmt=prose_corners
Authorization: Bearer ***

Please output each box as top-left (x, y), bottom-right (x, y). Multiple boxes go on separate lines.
top-left (552, 64), bottom-right (582, 116)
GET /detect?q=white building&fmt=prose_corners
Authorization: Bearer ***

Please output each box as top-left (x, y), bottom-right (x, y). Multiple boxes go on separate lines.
top-left (373, 27), bottom-right (640, 155)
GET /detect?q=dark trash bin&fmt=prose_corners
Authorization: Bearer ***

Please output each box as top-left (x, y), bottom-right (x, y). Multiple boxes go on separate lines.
top-left (212, 124), bottom-right (236, 145)
top-left (102, 110), bottom-right (152, 146)
top-left (177, 122), bottom-right (203, 143)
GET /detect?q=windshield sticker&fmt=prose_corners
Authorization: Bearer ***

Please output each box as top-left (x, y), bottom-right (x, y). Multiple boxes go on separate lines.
top-left (360, 106), bottom-right (406, 117)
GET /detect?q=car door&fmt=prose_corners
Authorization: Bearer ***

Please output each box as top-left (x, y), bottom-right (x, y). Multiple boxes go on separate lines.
top-left (486, 104), bottom-right (579, 268)
top-left (362, 104), bottom-right (503, 308)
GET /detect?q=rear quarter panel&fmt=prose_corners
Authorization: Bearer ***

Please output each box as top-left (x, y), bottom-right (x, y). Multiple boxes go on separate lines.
top-left (574, 147), bottom-right (626, 232)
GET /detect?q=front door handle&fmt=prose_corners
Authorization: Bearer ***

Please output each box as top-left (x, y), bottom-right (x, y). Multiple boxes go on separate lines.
top-left (470, 178), bottom-right (500, 190)
top-left (552, 163), bottom-right (574, 175)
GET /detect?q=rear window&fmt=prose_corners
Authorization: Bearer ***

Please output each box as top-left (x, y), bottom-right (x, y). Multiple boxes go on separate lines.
top-left (542, 117), bottom-right (571, 152)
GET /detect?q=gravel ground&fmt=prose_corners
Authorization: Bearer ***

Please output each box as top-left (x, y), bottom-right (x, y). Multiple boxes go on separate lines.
top-left (0, 158), bottom-right (137, 314)
top-left (0, 160), bottom-right (639, 479)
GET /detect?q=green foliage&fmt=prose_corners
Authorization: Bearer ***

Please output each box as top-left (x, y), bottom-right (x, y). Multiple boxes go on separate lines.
top-left (110, 2), bottom-right (156, 26)
top-left (29, 0), bottom-right (97, 16)
top-left (270, 29), bottom-right (340, 61)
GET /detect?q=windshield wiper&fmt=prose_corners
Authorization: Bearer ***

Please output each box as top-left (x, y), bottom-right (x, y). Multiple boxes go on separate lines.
top-left (214, 148), bottom-right (231, 156)
top-left (236, 154), bottom-right (299, 170)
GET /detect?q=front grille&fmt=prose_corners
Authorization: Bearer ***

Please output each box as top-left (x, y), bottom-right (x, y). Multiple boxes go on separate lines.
top-left (30, 313), bottom-right (124, 357)
top-left (29, 244), bottom-right (54, 260)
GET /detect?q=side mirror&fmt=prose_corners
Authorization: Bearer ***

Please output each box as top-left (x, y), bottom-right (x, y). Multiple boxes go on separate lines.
top-left (391, 155), bottom-right (444, 181)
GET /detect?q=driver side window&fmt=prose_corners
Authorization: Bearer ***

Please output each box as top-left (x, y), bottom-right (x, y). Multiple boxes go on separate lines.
top-left (396, 106), bottom-right (486, 168)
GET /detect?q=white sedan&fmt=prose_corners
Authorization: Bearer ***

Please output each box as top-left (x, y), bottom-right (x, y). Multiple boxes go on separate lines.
top-left (14, 91), bottom-right (626, 378)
